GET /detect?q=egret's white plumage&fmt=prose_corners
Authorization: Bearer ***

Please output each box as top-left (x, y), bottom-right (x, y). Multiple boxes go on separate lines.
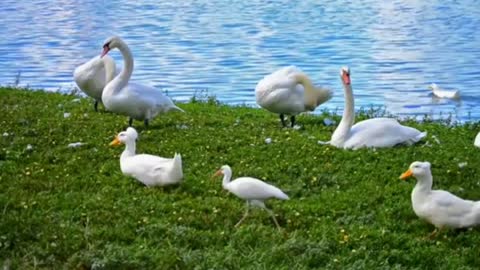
top-left (101, 36), bottom-right (184, 127)
top-left (110, 127), bottom-right (183, 186)
top-left (255, 66), bottom-right (332, 127)
top-left (73, 55), bottom-right (117, 111)
top-left (400, 161), bottom-right (480, 237)
top-left (429, 83), bottom-right (460, 99)
top-left (213, 165), bottom-right (289, 229)
top-left (326, 67), bottom-right (426, 149)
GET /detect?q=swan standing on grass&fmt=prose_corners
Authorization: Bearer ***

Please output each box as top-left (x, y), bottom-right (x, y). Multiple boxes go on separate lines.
top-left (400, 161), bottom-right (480, 238)
top-left (73, 55), bottom-right (117, 111)
top-left (429, 83), bottom-right (460, 99)
top-left (212, 165), bottom-right (289, 230)
top-left (110, 127), bottom-right (183, 186)
top-left (100, 36), bottom-right (184, 127)
top-left (321, 67), bottom-right (426, 149)
top-left (255, 66), bottom-right (332, 127)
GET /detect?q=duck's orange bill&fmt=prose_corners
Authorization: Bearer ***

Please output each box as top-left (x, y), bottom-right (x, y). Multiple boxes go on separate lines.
top-left (399, 169), bottom-right (413, 180)
top-left (110, 136), bottom-right (121, 146)
top-left (212, 169), bottom-right (223, 178)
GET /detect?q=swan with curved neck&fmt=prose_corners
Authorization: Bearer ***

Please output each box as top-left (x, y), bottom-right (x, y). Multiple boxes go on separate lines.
top-left (110, 127), bottom-right (183, 186)
top-left (212, 165), bottom-right (289, 230)
top-left (73, 54), bottom-right (117, 111)
top-left (255, 66), bottom-right (332, 127)
top-left (327, 66), bottom-right (426, 149)
top-left (101, 36), bottom-right (184, 127)
top-left (400, 161), bottom-right (480, 237)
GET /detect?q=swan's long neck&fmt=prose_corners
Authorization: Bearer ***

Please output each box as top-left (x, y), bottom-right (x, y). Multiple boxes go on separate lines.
top-left (294, 73), bottom-right (318, 111)
top-left (104, 40), bottom-right (134, 95)
top-left (120, 140), bottom-right (136, 160)
top-left (331, 82), bottom-right (355, 144)
top-left (222, 168), bottom-right (233, 189)
top-left (103, 56), bottom-right (116, 83)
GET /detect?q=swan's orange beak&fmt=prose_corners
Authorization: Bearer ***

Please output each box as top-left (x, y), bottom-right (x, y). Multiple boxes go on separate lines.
top-left (399, 169), bottom-right (413, 180)
top-left (109, 136), bottom-right (122, 146)
top-left (101, 45), bottom-right (110, 58)
top-left (342, 73), bottom-right (351, 85)
top-left (212, 169), bottom-right (223, 179)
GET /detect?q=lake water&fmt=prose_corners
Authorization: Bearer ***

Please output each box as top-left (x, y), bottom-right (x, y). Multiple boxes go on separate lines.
top-left (1, 0), bottom-right (479, 121)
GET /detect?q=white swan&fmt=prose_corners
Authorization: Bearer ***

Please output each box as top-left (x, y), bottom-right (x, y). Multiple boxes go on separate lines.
top-left (326, 67), bottom-right (426, 149)
top-left (110, 127), bottom-right (183, 186)
top-left (255, 66), bottom-right (332, 127)
top-left (101, 36), bottom-right (184, 127)
top-left (213, 165), bottom-right (289, 230)
top-left (474, 132), bottom-right (480, 148)
top-left (400, 161), bottom-right (480, 237)
top-left (429, 83), bottom-right (460, 99)
top-left (73, 55), bottom-right (116, 111)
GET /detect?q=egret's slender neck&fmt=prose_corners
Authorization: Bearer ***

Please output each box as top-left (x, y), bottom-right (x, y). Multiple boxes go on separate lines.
top-left (222, 169), bottom-right (232, 189)
top-left (121, 139), bottom-right (136, 159)
top-left (294, 73), bottom-right (317, 110)
top-left (105, 40), bottom-right (134, 94)
top-left (412, 173), bottom-right (433, 194)
top-left (331, 81), bottom-right (355, 143)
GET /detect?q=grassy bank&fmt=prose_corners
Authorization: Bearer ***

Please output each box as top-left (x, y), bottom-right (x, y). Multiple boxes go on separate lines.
top-left (1, 87), bottom-right (480, 269)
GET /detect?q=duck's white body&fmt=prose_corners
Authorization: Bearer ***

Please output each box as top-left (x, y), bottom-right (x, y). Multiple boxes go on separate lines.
top-left (401, 161), bottom-right (480, 229)
top-left (214, 165), bottom-right (288, 229)
top-left (474, 132), bottom-right (480, 148)
top-left (111, 128), bottom-right (183, 186)
top-left (101, 36), bottom-right (183, 123)
top-left (255, 66), bottom-right (331, 126)
top-left (329, 67), bottom-right (426, 149)
top-left (73, 55), bottom-right (116, 109)
top-left (429, 83), bottom-right (460, 99)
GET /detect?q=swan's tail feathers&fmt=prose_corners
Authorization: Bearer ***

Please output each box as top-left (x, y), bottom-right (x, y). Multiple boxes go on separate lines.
top-left (316, 87), bottom-right (333, 105)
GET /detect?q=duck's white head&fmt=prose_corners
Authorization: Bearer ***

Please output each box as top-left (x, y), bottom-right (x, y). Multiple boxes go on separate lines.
top-left (340, 66), bottom-right (351, 85)
top-left (110, 127), bottom-right (138, 146)
top-left (212, 165), bottom-right (232, 178)
top-left (101, 36), bottom-right (123, 58)
top-left (399, 161), bottom-right (431, 180)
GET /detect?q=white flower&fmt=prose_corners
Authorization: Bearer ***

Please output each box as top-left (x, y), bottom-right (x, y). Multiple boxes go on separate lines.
top-left (26, 144), bottom-right (33, 151)
top-left (2, 132), bottom-right (8, 137)
top-left (63, 113), bottom-right (71, 118)
top-left (265, 138), bottom-right (272, 144)
top-left (68, 142), bottom-right (85, 148)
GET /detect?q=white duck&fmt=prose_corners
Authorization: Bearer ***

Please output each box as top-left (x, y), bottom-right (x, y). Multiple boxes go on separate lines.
top-left (429, 83), bottom-right (460, 99)
top-left (110, 127), bottom-right (183, 186)
top-left (324, 67), bottom-right (426, 149)
top-left (400, 161), bottom-right (480, 237)
top-left (101, 36), bottom-right (184, 127)
top-left (213, 165), bottom-right (289, 230)
top-left (475, 132), bottom-right (480, 148)
top-left (73, 55), bottom-right (117, 111)
top-left (255, 66), bottom-right (332, 127)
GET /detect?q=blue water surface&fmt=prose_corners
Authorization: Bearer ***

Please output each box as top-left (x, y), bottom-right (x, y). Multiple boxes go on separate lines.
top-left (0, 0), bottom-right (479, 121)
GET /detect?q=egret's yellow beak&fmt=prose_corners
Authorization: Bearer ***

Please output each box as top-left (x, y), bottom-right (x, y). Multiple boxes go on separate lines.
top-left (212, 169), bottom-right (223, 179)
top-left (399, 169), bottom-right (413, 180)
top-left (110, 136), bottom-right (122, 146)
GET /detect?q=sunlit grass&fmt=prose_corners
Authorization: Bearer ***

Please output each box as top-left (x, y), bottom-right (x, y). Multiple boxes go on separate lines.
top-left (1, 87), bottom-right (480, 269)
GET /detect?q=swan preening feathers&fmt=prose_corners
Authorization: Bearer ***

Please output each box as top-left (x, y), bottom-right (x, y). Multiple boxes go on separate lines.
top-left (101, 36), bottom-right (184, 127)
top-left (400, 161), bottom-right (480, 237)
top-left (110, 127), bottom-right (183, 186)
top-left (73, 55), bottom-right (117, 111)
top-left (255, 66), bottom-right (332, 127)
top-left (325, 67), bottom-right (427, 149)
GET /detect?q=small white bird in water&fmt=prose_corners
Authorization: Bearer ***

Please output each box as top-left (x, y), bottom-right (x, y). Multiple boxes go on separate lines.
top-left (400, 161), bottom-right (480, 238)
top-left (429, 83), bottom-right (460, 99)
top-left (212, 165), bottom-right (289, 230)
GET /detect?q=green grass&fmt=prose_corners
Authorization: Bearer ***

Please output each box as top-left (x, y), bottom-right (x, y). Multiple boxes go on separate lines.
top-left (1, 87), bottom-right (480, 269)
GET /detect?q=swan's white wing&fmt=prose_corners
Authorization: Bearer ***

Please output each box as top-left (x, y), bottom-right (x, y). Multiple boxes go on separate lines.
top-left (73, 56), bottom-right (109, 100)
top-left (345, 118), bottom-right (425, 149)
